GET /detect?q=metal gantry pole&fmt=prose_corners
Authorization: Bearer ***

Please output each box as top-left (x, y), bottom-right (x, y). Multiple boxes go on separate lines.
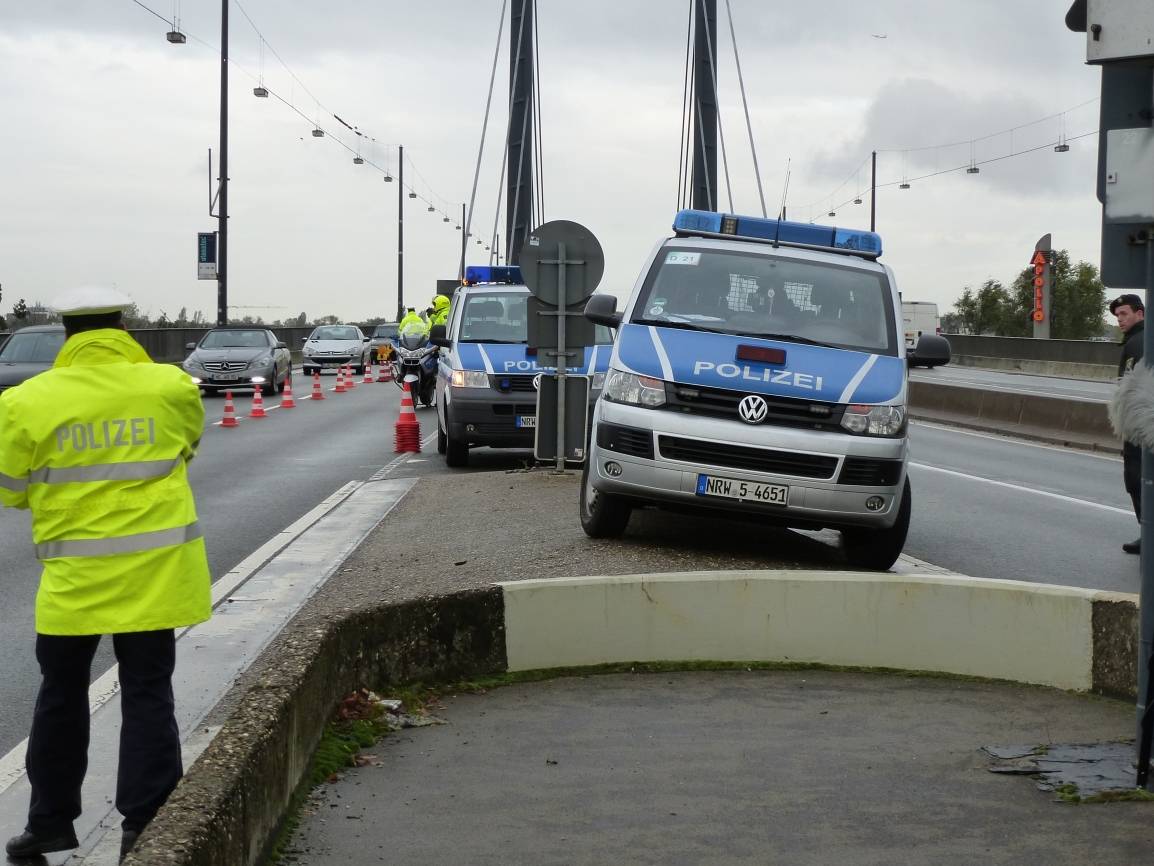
top-left (217, 0), bottom-right (229, 326)
top-left (397, 145), bottom-right (404, 321)
top-left (460, 203), bottom-right (467, 280)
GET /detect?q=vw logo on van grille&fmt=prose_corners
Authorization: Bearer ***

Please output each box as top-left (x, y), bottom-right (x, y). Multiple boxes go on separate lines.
top-left (737, 394), bottom-right (769, 424)
top-left (533, 374), bottom-right (542, 391)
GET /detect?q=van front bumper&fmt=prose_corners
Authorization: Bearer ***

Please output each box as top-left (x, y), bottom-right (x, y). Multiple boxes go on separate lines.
top-left (588, 400), bottom-right (908, 530)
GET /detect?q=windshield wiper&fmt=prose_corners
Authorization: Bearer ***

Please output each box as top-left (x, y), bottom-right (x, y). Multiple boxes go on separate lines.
top-left (459, 338), bottom-right (524, 344)
top-left (632, 318), bottom-right (727, 335)
top-left (755, 333), bottom-right (839, 349)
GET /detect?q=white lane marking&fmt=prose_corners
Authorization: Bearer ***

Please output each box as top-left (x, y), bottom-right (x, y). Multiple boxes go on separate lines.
top-left (648, 327), bottom-right (674, 381)
top-left (911, 420), bottom-right (1122, 463)
top-left (476, 344), bottom-right (496, 374)
top-left (910, 462), bottom-right (1133, 516)
top-left (837, 354), bottom-right (879, 404)
top-left (0, 480), bottom-right (366, 798)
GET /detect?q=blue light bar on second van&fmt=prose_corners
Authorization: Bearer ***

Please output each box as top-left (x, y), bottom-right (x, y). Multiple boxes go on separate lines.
top-left (673, 209), bottom-right (883, 258)
top-left (463, 265), bottom-right (523, 285)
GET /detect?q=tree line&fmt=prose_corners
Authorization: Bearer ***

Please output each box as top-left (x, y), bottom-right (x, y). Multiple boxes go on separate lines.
top-left (942, 250), bottom-right (1116, 341)
top-left (0, 304), bottom-right (388, 332)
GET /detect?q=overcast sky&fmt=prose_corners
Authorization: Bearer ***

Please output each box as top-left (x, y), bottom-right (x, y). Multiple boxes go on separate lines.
top-left (0, 1), bottom-right (1108, 324)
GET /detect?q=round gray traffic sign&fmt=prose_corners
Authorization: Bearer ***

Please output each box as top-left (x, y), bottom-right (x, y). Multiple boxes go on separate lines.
top-left (517, 220), bottom-right (604, 306)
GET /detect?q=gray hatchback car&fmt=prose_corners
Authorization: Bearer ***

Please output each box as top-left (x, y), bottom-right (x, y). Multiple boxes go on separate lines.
top-left (182, 327), bottom-right (291, 395)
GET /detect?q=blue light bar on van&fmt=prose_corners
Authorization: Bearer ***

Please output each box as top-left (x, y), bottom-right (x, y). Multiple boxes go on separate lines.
top-left (463, 265), bottom-right (523, 285)
top-left (672, 209), bottom-right (883, 258)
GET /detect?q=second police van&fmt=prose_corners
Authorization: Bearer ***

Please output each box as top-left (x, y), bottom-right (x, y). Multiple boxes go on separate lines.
top-left (581, 210), bottom-right (911, 570)
top-left (430, 265), bottom-right (613, 468)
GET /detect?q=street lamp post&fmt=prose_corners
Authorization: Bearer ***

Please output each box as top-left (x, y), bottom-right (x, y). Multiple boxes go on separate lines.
top-left (397, 145), bottom-right (404, 322)
top-left (217, 0), bottom-right (229, 326)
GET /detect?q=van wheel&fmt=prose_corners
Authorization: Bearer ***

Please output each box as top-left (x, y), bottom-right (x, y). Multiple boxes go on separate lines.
top-left (579, 461), bottom-right (631, 538)
top-left (444, 411), bottom-right (469, 467)
top-left (841, 477), bottom-right (911, 571)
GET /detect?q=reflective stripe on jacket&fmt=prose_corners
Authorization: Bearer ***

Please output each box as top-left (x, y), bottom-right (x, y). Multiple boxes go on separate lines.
top-left (0, 328), bottom-right (211, 636)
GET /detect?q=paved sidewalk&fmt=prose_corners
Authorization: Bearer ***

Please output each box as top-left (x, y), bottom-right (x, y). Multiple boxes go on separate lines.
top-left (285, 670), bottom-right (1150, 866)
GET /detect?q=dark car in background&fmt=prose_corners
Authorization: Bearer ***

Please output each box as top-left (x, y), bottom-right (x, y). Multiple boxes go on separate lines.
top-left (182, 327), bottom-right (291, 395)
top-left (0, 325), bottom-right (66, 396)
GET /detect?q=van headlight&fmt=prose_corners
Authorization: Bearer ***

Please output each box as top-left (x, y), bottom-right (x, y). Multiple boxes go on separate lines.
top-left (603, 369), bottom-right (666, 408)
top-left (591, 371), bottom-right (606, 391)
top-left (451, 370), bottom-right (490, 388)
top-left (841, 404), bottom-right (906, 436)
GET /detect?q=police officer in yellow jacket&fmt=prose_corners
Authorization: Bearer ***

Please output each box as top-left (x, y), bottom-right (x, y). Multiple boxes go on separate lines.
top-left (429, 294), bottom-right (450, 328)
top-left (0, 287), bottom-right (211, 861)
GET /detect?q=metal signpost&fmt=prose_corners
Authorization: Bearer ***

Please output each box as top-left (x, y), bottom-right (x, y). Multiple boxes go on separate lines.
top-left (518, 220), bottom-right (604, 472)
top-left (197, 232), bottom-right (218, 281)
top-left (1067, 0), bottom-right (1154, 785)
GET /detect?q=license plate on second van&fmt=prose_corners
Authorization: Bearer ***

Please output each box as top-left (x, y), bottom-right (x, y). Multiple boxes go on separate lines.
top-left (696, 474), bottom-right (788, 505)
top-left (516, 415), bottom-right (536, 428)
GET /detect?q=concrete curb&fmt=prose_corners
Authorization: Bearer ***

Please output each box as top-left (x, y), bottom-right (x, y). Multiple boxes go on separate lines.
top-left (908, 379), bottom-right (1120, 453)
top-left (950, 354), bottom-right (1116, 382)
top-left (126, 571), bottom-right (1141, 866)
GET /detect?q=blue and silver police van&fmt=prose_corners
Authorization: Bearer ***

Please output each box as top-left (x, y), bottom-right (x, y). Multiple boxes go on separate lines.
top-left (430, 265), bottom-right (614, 468)
top-left (581, 210), bottom-right (911, 570)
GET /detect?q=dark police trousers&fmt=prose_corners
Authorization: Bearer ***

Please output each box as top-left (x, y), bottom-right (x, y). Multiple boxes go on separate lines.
top-left (26, 630), bottom-right (182, 835)
top-left (1125, 442), bottom-right (1142, 520)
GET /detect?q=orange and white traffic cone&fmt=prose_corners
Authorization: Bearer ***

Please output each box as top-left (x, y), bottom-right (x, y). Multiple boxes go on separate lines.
top-left (280, 373), bottom-right (296, 409)
top-left (221, 390), bottom-right (239, 427)
top-left (334, 366), bottom-right (347, 394)
top-left (363, 363), bottom-right (374, 385)
top-left (249, 385), bottom-right (268, 418)
top-left (346, 364), bottom-right (357, 389)
top-left (310, 370), bottom-right (325, 400)
top-left (377, 359), bottom-right (392, 382)
top-left (394, 376), bottom-right (421, 453)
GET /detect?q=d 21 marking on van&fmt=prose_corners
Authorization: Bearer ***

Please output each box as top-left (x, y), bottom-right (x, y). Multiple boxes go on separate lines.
top-left (692, 361), bottom-right (823, 391)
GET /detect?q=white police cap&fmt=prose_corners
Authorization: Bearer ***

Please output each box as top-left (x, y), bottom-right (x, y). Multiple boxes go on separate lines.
top-left (52, 286), bottom-right (133, 316)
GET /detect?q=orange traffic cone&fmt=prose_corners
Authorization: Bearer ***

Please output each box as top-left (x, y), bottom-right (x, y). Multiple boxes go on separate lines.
top-left (249, 385), bottom-right (268, 418)
top-left (334, 366), bottom-right (347, 394)
top-left (310, 370), bottom-right (325, 400)
top-left (221, 390), bottom-right (239, 427)
top-left (280, 373), bottom-right (296, 409)
top-left (363, 363), bottom-right (374, 385)
top-left (377, 360), bottom-right (392, 383)
top-left (394, 377), bottom-right (421, 453)
top-left (346, 364), bottom-right (357, 389)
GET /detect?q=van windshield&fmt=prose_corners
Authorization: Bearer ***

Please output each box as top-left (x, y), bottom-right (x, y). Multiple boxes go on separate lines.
top-left (459, 292), bottom-right (613, 345)
top-left (632, 247), bottom-right (898, 355)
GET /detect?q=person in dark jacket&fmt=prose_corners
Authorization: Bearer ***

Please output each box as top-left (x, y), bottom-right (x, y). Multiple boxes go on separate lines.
top-left (1112, 293), bottom-right (1146, 553)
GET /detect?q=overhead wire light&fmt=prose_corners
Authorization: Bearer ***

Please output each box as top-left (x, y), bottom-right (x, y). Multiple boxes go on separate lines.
top-left (899, 182), bottom-right (911, 189)
top-left (166, 29), bottom-right (186, 43)
top-left (1055, 113), bottom-right (1070, 152)
top-left (408, 191), bottom-right (417, 199)
top-left (966, 141), bottom-right (979, 174)
top-left (427, 204), bottom-right (436, 212)
top-left (311, 128), bottom-right (324, 137)
top-left (383, 173), bottom-right (392, 182)
top-left (353, 156), bottom-right (364, 165)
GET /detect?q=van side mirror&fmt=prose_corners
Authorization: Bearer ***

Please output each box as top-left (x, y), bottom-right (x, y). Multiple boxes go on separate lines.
top-left (584, 294), bottom-right (621, 328)
top-left (908, 334), bottom-right (951, 369)
top-left (429, 323), bottom-right (449, 347)
top-left (275, 341), bottom-right (288, 349)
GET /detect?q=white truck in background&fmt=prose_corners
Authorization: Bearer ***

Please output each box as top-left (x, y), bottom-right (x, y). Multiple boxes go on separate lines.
top-left (901, 301), bottom-right (940, 349)
top-left (901, 301), bottom-right (949, 368)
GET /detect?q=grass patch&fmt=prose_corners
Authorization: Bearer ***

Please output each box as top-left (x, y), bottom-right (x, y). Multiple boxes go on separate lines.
top-left (264, 708), bottom-right (402, 863)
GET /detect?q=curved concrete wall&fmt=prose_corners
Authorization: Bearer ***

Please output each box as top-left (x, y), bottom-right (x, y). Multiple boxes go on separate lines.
top-left (502, 572), bottom-right (1133, 693)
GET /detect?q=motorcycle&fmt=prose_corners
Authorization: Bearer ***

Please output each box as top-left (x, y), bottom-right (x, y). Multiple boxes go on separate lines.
top-left (389, 331), bottom-right (438, 407)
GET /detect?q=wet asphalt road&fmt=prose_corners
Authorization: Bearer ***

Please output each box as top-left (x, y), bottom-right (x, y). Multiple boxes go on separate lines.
top-left (0, 375), bottom-right (406, 753)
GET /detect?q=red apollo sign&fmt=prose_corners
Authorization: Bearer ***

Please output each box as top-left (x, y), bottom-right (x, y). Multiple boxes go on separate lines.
top-left (1031, 250), bottom-right (1047, 323)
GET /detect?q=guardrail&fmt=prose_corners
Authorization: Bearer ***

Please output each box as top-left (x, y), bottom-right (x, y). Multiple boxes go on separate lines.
top-left (944, 334), bottom-right (1118, 381)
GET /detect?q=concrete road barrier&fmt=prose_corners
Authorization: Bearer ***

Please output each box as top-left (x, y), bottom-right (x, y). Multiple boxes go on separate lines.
top-left (128, 571), bottom-right (1139, 866)
top-left (908, 380), bottom-right (1119, 452)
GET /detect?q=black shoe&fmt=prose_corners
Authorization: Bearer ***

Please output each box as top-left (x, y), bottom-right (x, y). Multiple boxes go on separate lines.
top-left (119, 829), bottom-right (139, 862)
top-left (1124, 538), bottom-right (1141, 554)
top-left (5, 828), bottom-right (79, 858)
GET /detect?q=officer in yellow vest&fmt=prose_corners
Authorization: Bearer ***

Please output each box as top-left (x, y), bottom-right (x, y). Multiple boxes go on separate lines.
top-left (429, 294), bottom-right (450, 328)
top-left (0, 287), bottom-right (211, 862)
